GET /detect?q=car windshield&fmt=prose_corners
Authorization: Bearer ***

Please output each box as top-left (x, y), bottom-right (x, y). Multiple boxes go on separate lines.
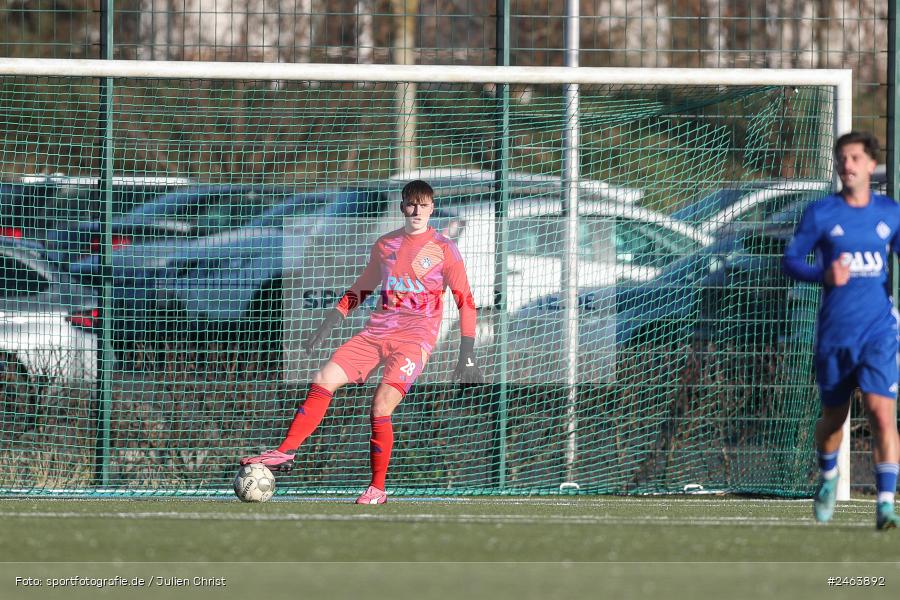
top-left (726, 191), bottom-right (815, 227)
top-left (671, 188), bottom-right (745, 223)
top-left (130, 186), bottom-right (300, 227)
top-left (50, 184), bottom-right (187, 222)
top-left (506, 217), bottom-right (612, 261)
top-left (612, 219), bottom-right (700, 267)
top-left (505, 215), bottom-right (700, 267)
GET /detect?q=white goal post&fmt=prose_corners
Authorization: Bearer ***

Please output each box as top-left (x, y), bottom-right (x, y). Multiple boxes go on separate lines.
top-left (0, 58), bottom-right (853, 499)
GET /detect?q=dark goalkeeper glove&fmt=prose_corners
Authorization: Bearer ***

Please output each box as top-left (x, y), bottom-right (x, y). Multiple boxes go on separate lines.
top-left (452, 336), bottom-right (484, 385)
top-left (302, 308), bottom-right (344, 353)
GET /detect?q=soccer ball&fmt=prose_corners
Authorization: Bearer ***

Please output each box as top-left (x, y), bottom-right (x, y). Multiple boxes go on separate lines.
top-left (233, 464), bottom-right (275, 502)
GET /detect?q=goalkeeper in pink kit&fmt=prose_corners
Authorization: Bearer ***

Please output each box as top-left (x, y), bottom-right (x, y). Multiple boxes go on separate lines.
top-left (240, 180), bottom-right (482, 504)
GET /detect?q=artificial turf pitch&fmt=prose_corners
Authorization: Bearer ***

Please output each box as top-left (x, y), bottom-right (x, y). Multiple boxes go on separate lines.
top-left (1, 496), bottom-right (897, 599)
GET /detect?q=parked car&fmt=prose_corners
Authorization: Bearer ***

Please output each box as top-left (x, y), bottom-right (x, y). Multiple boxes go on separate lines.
top-left (671, 180), bottom-right (829, 238)
top-left (8, 175), bottom-right (194, 246)
top-left (674, 169), bottom-right (892, 240)
top-left (444, 196), bottom-right (711, 310)
top-left (65, 172), bottom-right (687, 369)
top-left (429, 195), bottom-right (712, 346)
top-left (64, 190), bottom-right (353, 367)
top-left (0, 237), bottom-right (97, 388)
top-left (391, 167), bottom-right (644, 205)
top-left (46, 182), bottom-right (303, 268)
top-left (67, 189), bottom-right (338, 281)
top-left (509, 198), bottom-right (814, 358)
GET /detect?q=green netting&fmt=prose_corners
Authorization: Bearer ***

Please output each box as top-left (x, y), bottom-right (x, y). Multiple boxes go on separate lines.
top-left (0, 74), bottom-right (833, 496)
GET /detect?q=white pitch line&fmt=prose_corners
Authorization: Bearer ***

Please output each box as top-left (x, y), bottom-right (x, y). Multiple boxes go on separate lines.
top-left (1, 496), bottom-right (878, 506)
top-left (440, 497), bottom-right (878, 505)
top-left (1, 511), bottom-right (874, 528)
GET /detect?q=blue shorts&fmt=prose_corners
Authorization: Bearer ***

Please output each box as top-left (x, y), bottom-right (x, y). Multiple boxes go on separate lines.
top-left (815, 335), bottom-right (899, 406)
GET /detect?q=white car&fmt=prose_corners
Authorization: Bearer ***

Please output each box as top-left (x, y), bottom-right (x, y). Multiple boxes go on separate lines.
top-left (447, 197), bottom-right (712, 311)
top-left (391, 167), bottom-right (643, 205)
top-left (435, 197), bottom-right (712, 345)
top-left (0, 240), bottom-right (97, 386)
top-left (0, 312), bottom-right (97, 384)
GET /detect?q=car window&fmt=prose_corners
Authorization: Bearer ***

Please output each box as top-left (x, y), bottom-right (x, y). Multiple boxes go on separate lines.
top-left (192, 196), bottom-right (270, 231)
top-left (614, 219), bottom-right (699, 267)
top-left (672, 188), bottom-right (743, 223)
top-left (0, 254), bottom-right (50, 296)
top-left (174, 193), bottom-right (226, 220)
top-left (507, 217), bottom-right (611, 261)
top-left (323, 189), bottom-right (391, 217)
top-left (50, 184), bottom-right (177, 222)
top-left (613, 221), bottom-right (658, 265)
top-left (507, 218), bottom-right (558, 256)
top-left (174, 189), bottom-right (297, 227)
top-left (731, 192), bottom-right (812, 226)
top-left (432, 189), bottom-right (496, 210)
top-left (249, 194), bottom-right (333, 227)
top-left (113, 186), bottom-right (181, 214)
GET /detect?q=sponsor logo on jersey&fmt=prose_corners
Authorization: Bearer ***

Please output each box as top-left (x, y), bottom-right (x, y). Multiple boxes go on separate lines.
top-left (829, 224), bottom-right (845, 237)
top-left (890, 383), bottom-right (898, 395)
top-left (877, 221), bottom-right (891, 240)
top-left (386, 275), bottom-right (426, 293)
top-left (844, 250), bottom-right (884, 276)
top-left (412, 241), bottom-right (444, 278)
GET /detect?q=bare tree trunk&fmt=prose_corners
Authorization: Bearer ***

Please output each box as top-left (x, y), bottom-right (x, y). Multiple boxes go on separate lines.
top-left (814, 0), bottom-right (832, 69)
top-left (392, 0), bottom-right (418, 174)
top-left (652, 1), bottom-right (671, 67)
top-left (801, 1), bottom-right (818, 68)
top-left (591, 0), bottom-right (671, 67)
top-left (357, 0), bottom-right (375, 63)
top-left (702, 0), bottom-right (725, 68)
top-left (764, 0), bottom-right (781, 68)
top-left (137, 0), bottom-right (182, 60)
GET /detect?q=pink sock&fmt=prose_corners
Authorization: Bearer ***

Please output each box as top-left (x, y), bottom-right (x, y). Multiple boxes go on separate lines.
top-left (277, 384), bottom-right (333, 452)
top-left (369, 416), bottom-right (394, 490)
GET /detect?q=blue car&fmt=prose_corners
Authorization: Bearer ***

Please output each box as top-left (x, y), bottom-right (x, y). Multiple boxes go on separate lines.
top-left (509, 199), bottom-right (817, 352)
top-left (671, 180), bottom-right (829, 239)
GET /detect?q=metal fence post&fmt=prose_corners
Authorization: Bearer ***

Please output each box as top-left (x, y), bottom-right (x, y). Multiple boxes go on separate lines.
top-left (94, 0), bottom-right (115, 487)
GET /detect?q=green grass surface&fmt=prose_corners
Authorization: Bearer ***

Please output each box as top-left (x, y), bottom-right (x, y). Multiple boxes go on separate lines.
top-left (1, 496), bottom-right (898, 599)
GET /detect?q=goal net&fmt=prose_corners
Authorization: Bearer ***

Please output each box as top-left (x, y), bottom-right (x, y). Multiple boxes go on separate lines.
top-left (0, 59), bottom-right (849, 496)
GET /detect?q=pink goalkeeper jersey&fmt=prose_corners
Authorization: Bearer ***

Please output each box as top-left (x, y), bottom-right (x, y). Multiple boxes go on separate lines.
top-left (335, 227), bottom-right (476, 348)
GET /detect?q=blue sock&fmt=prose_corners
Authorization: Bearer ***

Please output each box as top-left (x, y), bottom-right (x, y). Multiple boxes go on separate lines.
top-left (875, 463), bottom-right (899, 506)
top-left (817, 450), bottom-right (839, 479)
